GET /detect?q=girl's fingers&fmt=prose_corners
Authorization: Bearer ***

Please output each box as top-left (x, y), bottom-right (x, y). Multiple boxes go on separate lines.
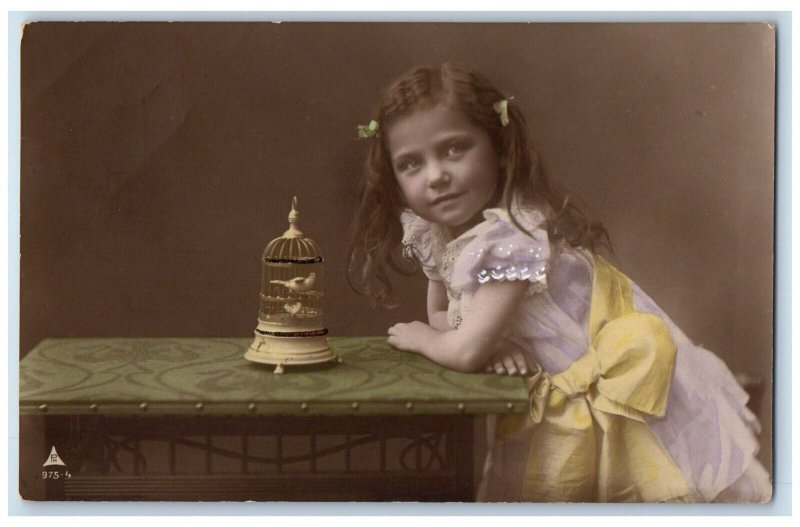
top-left (502, 354), bottom-right (517, 375)
top-left (512, 351), bottom-right (528, 375)
top-left (486, 352), bottom-right (499, 373)
top-left (493, 360), bottom-right (506, 375)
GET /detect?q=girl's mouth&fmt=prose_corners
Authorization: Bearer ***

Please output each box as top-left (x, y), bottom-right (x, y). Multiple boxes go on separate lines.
top-left (431, 192), bottom-right (463, 206)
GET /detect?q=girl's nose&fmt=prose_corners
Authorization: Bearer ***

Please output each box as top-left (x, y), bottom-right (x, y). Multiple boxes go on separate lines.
top-left (427, 163), bottom-right (450, 188)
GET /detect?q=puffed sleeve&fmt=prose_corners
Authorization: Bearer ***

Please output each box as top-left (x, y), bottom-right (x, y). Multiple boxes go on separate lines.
top-left (450, 207), bottom-right (550, 295)
top-left (400, 210), bottom-right (442, 281)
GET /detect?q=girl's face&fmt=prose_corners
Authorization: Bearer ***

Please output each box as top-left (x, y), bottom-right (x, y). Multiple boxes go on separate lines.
top-left (386, 103), bottom-right (500, 237)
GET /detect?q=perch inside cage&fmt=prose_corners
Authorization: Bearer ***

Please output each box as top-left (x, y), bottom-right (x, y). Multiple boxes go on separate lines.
top-left (244, 196), bottom-right (334, 373)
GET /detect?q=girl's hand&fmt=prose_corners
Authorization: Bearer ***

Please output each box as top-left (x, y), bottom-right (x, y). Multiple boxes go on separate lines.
top-left (388, 321), bottom-right (436, 354)
top-left (484, 341), bottom-right (534, 376)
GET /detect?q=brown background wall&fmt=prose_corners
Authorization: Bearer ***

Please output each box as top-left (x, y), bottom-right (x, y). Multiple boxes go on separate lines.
top-left (20, 22), bottom-right (775, 461)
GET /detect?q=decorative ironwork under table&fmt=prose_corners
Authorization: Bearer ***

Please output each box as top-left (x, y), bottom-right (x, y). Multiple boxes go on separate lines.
top-left (19, 337), bottom-right (529, 501)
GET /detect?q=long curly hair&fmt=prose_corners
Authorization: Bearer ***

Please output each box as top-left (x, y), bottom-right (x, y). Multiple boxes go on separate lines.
top-left (347, 62), bottom-right (610, 307)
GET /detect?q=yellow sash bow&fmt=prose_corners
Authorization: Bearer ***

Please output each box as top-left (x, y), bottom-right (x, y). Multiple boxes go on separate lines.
top-left (514, 255), bottom-right (691, 502)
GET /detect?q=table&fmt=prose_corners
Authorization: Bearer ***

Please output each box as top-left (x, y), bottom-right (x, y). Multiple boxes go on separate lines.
top-left (19, 337), bottom-right (529, 501)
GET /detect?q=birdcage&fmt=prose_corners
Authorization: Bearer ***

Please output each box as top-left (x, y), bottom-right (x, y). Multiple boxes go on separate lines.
top-left (245, 197), bottom-right (333, 373)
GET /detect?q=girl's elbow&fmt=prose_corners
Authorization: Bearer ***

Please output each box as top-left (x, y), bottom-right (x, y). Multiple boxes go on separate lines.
top-left (448, 355), bottom-right (479, 373)
top-left (460, 358), bottom-right (484, 373)
top-left (440, 332), bottom-right (494, 372)
top-left (456, 343), bottom-right (493, 372)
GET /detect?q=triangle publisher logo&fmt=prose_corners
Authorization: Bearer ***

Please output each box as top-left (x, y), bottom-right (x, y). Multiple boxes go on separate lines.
top-left (43, 446), bottom-right (66, 467)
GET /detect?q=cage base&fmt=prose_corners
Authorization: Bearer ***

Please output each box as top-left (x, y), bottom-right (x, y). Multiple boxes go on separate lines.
top-left (245, 331), bottom-right (334, 369)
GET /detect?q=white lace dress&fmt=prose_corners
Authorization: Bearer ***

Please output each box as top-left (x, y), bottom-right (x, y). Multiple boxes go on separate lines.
top-left (400, 205), bottom-right (771, 503)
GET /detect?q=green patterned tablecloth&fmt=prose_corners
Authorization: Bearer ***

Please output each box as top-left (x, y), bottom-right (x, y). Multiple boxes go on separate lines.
top-left (20, 337), bottom-right (529, 416)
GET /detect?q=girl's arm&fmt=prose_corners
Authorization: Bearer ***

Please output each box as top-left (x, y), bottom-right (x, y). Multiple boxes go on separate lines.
top-left (427, 280), bottom-right (451, 331)
top-left (388, 279), bottom-right (529, 372)
top-left (427, 279), bottom-right (534, 374)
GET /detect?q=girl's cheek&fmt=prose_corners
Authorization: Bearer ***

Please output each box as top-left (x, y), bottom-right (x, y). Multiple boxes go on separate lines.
top-left (395, 185), bottom-right (410, 205)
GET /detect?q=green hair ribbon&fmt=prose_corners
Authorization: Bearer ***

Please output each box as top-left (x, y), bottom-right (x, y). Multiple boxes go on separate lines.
top-left (357, 120), bottom-right (380, 139)
top-left (493, 97), bottom-right (514, 127)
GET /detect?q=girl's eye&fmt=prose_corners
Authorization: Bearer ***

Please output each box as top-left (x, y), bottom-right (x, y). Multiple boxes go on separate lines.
top-left (397, 159), bottom-right (421, 173)
top-left (446, 143), bottom-right (465, 157)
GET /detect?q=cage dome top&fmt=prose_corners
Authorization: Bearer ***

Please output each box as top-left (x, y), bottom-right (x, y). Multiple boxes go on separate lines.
top-left (263, 196), bottom-right (322, 261)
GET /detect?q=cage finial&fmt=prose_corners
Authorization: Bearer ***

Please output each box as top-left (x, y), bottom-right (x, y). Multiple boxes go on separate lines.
top-left (283, 196), bottom-right (304, 238)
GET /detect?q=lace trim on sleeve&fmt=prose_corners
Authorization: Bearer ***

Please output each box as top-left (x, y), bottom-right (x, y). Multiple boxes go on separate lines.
top-left (476, 263), bottom-right (549, 296)
top-left (401, 241), bottom-right (421, 264)
top-left (400, 211), bottom-right (443, 281)
top-left (447, 307), bottom-right (463, 329)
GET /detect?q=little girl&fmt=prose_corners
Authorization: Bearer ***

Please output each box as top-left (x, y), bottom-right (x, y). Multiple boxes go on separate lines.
top-left (348, 62), bottom-right (771, 503)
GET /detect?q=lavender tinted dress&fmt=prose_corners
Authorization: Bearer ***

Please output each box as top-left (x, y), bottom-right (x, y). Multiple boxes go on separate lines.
top-left (401, 206), bottom-right (771, 503)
